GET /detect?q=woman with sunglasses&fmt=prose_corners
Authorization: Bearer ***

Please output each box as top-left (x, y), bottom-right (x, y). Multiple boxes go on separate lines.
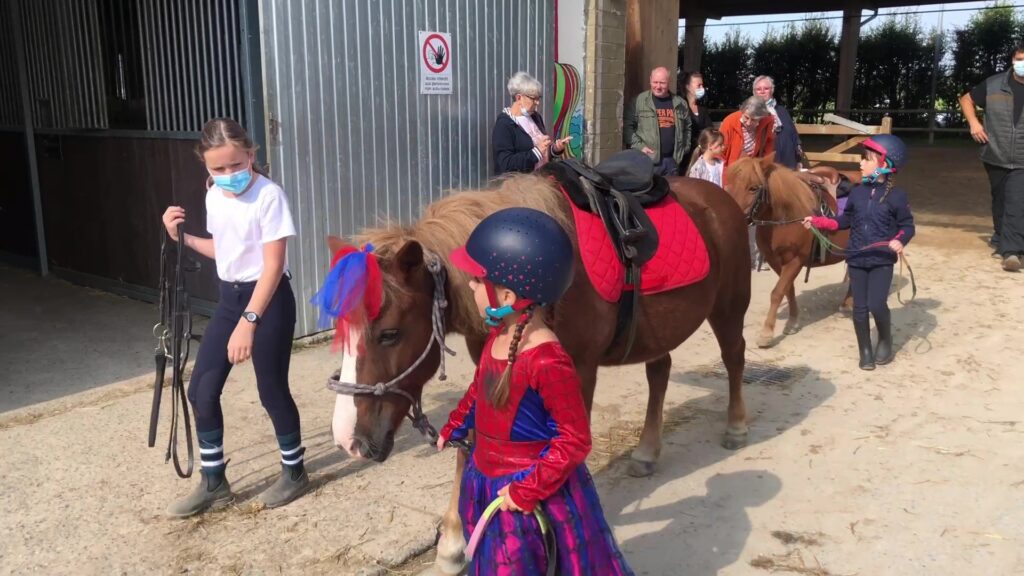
top-left (492, 71), bottom-right (572, 175)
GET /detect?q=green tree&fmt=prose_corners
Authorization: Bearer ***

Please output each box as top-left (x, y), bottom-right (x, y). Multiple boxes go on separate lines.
top-left (698, 29), bottom-right (753, 114)
top-left (854, 15), bottom-right (941, 127)
top-left (944, 3), bottom-right (1024, 106)
top-left (751, 20), bottom-right (838, 122)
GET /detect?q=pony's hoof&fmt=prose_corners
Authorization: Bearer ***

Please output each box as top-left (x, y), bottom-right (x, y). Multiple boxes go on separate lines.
top-left (627, 459), bottom-right (656, 478)
top-left (756, 335), bottom-right (775, 348)
top-left (722, 429), bottom-right (748, 450)
top-left (434, 529), bottom-right (467, 575)
top-left (783, 323), bottom-right (801, 335)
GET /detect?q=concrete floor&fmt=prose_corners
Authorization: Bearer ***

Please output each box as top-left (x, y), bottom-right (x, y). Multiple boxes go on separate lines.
top-left (0, 264), bottom-right (161, 412)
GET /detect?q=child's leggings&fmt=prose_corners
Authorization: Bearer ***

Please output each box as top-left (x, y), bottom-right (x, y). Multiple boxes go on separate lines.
top-left (848, 265), bottom-right (893, 324)
top-left (187, 276), bottom-right (300, 437)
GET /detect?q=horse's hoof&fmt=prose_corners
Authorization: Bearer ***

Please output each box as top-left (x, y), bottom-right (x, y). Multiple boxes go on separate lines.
top-left (627, 459), bottom-right (656, 478)
top-left (434, 548), bottom-right (466, 575)
top-left (434, 529), bottom-right (467, 575)
top-left (722, 429), bottom-right (748, 450)
top-left (756, 335), bottom-right (774, 348)
top-left (783, 323), bottom-right (800, 335)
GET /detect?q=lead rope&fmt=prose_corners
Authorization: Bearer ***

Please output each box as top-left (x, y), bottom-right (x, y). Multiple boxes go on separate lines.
top-left (807, 225), bottom-right (917, 304)
top-left (465, 496), bottom-right (557, 576)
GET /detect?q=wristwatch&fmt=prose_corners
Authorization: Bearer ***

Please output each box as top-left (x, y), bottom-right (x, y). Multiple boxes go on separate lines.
top-left (242, 311), bottom-right (261, 325)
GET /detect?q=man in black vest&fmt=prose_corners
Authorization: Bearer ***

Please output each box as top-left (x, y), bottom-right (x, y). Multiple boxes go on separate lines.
top-left (960, 43), bottom-right (1024, 272)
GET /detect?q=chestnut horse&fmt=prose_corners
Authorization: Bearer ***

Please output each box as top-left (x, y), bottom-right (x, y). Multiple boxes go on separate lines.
top-left (724, 155), bottom-right (852, 348)
top-left (326, 170), bottom-right (750, 574)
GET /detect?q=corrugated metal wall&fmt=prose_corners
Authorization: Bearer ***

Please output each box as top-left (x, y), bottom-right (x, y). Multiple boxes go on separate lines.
top-left (261, 0), bottom-right (555, 336)
top-left (18, 0), bottom-right (108, 129)
top-left (0, 0), bottom-right (20, 129)
top-left (138, 0), bottom-right (247, 132)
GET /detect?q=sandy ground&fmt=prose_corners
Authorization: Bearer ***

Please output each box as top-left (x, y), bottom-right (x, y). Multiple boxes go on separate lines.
top-left (1, 146), bottom-right (1021, 575)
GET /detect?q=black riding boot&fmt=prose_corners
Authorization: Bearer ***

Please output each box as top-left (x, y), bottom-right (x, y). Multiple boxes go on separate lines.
top-left (854, 318), bottom-right (875, 371)
top-left (874, 315), bottom-right (894, 365)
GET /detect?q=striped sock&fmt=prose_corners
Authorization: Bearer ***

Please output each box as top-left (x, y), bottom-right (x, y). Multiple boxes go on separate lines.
top-left (277, 431), bottom-right (305, 472)
top-left (198, 428), bottom-right (226, 479)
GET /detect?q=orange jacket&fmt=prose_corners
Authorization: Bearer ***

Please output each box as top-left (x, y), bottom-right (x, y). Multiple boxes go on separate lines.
top-left (720, 111), bottom-right (776, 173)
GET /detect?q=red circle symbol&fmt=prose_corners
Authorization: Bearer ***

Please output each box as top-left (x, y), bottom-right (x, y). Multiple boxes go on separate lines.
top-left (422, 33), bottom-right (450, 73)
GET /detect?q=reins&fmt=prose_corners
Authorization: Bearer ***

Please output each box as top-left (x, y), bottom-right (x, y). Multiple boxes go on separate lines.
top-left (147, 226), bottom-right (197, 478)
top-left (807, 225), bottom-right (917, 303)
top-left (465, 496), bottom-right (557, 576)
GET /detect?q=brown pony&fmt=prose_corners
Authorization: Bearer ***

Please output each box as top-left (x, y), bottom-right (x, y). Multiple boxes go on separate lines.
top-left (326, 170), bottom-right (750, 574)
top-left (724, 155), bottom-right (852, 348)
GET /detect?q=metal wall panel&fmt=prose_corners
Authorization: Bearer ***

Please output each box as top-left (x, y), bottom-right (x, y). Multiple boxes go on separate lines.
top-left (138, 0), bottom-right (246, 132)
top-left (262, 0), bottom-right (555, 336)
top-left (0, 0), bottom-right (20, 129)
top-left (18, 0), bottom-right (108, 129)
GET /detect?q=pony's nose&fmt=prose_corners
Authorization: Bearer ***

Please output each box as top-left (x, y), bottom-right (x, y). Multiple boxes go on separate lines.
top-left (344, 438), bottom-right (367, 460)
top-left (375, 431), bottom-right (395, 462)
top-left (355, 431), bottom-right (395, 462)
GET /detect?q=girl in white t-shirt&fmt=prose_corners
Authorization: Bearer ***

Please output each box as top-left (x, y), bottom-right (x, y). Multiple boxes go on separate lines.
top-left (686, 128), bottom-right (725, 187)
top-left (161, 118), bottom-right (307, 517)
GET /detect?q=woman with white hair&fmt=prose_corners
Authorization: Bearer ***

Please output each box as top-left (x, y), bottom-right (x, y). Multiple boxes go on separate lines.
top-left (720, 95), bottom-right (775, 270)
top-left (492, 71), bottom-right (571, 175)
top-left (719, 95), bottom-right (775, 170)
top-left (753, 75), bottom-right (804, 169)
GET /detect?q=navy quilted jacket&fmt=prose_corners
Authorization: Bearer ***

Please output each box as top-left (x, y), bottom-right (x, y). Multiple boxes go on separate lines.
top-left (834, 181), bottom-right (915, 268)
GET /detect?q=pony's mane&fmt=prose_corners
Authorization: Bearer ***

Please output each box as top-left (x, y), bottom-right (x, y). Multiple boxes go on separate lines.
top-left (726, 157), bottom-right (817, 221)
top-left (356, 173), bottom-right (572, 336)
top-left (765, 165), bottom-right (818, 220)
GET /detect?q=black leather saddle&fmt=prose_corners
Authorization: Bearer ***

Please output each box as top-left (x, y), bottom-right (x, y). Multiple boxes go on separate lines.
top-left (545, 150), bottom-right (668, 266)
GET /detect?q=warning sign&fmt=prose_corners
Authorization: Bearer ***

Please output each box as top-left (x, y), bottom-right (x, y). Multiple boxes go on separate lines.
top-left (419, 31), bottom-right (452, 94)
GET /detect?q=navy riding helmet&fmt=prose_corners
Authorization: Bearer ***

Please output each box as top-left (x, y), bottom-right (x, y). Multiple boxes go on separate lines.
top-left (450, 207), bottom-right (574, 310)
top-left (863, 134), bottom-right (908, 174)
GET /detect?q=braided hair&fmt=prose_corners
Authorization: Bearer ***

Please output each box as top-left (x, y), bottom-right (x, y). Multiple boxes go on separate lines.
top-left (488, 304), bottom-right (537, 408)
top-left (878, 176), bottom-right (895, 205)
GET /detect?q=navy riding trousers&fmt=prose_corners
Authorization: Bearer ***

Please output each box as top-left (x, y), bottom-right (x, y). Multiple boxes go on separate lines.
top-left (848, 265), bottom-right (894, 325)
top-left (187, 276), bottom-right (300, 436)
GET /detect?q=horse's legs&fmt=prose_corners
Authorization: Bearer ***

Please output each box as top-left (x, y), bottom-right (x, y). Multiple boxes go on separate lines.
top-left (578, 360), bottom-right (599, 415)
top-left (757, 257), bottom-right (804, 348)
top-left (783, 279), bottom-right (801, 335)
top-left (840, 271), bottom-right (854, 311)
top-left (709, 298), bottom-right (749, 450)
top-left (629, 354), bottom-right (671, 477)
top-left (434, 448), bottom-right (467, 575)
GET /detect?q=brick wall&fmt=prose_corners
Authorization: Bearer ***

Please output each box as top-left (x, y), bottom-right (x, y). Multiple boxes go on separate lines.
top-left (583, 0), bottom-right (626, 165)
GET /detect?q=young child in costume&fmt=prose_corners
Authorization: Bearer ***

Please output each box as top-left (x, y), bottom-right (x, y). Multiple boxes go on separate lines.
top-left (803, 134), bottom-right (915, 370)
top-left (436, 207), bottom-right (633, 575)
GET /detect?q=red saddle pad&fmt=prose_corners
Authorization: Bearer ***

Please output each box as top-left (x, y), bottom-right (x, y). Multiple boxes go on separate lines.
top-left (563, 187), bottom-right (711, 303)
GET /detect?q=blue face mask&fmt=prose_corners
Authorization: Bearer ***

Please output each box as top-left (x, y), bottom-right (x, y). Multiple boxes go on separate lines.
top-left (212, 167), bottom-right (253, 194)
top-left (1014, 61), bottom-right (1024, 77)
top-left (695, 88), bottom-right (706, 100)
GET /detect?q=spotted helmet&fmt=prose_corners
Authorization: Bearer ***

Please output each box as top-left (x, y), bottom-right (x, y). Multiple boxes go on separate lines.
top-left (450, 207), bottom-right (574, 305)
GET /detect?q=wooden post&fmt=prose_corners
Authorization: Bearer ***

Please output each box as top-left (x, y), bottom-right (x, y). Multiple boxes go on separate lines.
top-left (682, 16), bottom-right (706, 75)
top-left (836, 5), bottom-right (862, 118)
top-left (625, 0), bottom-right (644, 108)
top-left (624, 0), bottom-right (679, 106)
